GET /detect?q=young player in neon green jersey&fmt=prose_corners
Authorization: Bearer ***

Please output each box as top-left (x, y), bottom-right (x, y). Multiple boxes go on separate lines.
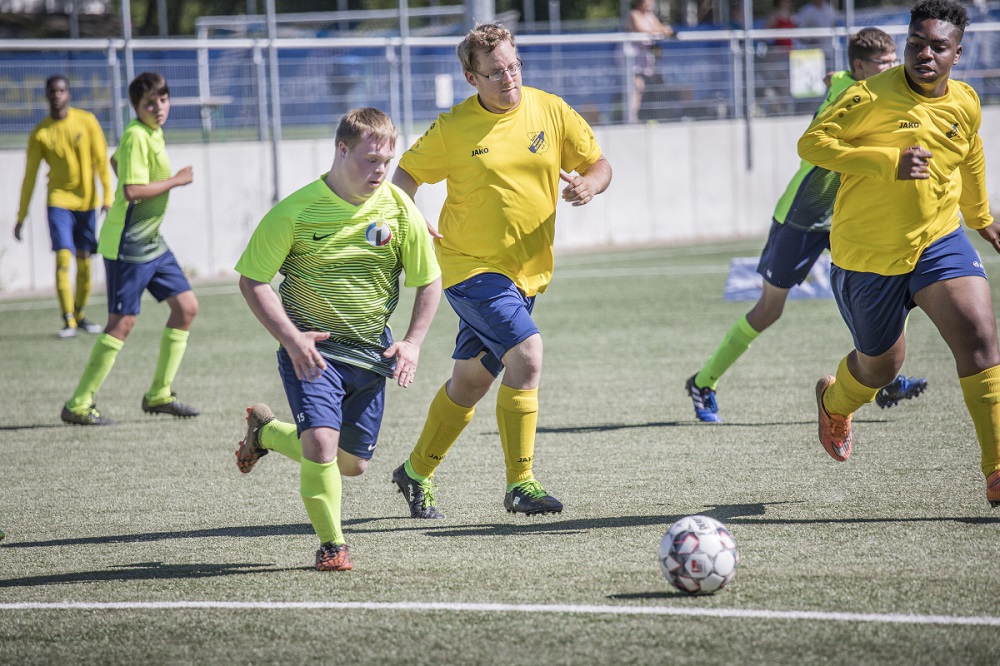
top-left (686, 27), bottom-right (930, 423)
top-left (389, 22), bottom-right (613, 519)
top-left (234, 108), bottom-right (441, 571)
top-left (799, 0), bottom-right (1000, 507)
top-left (61, 72), bottom-right (200, 426)
top-left (15, 75), bottom-right (114, 338)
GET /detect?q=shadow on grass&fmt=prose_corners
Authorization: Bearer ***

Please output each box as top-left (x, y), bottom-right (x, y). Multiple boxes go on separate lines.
top-left (607, 591), bottom-right (682, 600)
top-left (0, 523), bottom-right (317, 549)
top-left (3, 502), bottom-right (995, 552)
top-left (0, 561), bottom-right (302, 588)
top-left (535, 420), bottom-right (894, 433)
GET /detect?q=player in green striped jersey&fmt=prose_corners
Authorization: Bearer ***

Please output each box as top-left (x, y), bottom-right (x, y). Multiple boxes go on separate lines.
top-left (235, 108), bottom-right (442, 571)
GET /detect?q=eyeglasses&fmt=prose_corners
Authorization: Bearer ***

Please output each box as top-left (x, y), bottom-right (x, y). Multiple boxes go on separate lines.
top-left (474, 61), bottom-right (522, 82)
top-left (866, 58), bottom-right (900, 67)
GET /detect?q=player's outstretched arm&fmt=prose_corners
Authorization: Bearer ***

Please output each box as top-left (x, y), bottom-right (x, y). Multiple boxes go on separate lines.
top-left (384, 277), bottom-right (442, 388)
top-left (560, 156), bottom-right (613, 207)
top-left (122, 166), bottom-right (194, 202)
top-left (239, 275), bottom-right (330, 382)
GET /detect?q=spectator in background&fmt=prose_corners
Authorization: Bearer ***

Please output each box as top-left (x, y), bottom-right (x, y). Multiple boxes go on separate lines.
top-left (796, 0), bottom-right (838, 65)
top-left (767, 0), bottom-right (797, 49)
top-left (624, 0), bottom-right (674, 123)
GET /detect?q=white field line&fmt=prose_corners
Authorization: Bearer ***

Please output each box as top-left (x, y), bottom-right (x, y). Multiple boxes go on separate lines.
top-left (0, 600), bottom-right (998, 626)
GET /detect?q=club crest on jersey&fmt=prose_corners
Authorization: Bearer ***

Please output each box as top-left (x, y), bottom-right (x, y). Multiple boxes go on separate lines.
top-left (946, 123), bottom-right (960, 139)
top-left (528, 130), bottom-right (548, 154)
top-left (366, 219), bottom-right (392, 247)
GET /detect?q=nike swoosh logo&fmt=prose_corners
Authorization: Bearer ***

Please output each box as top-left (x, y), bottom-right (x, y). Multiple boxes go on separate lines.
top-left (313, 232), bottom-right (335, 241)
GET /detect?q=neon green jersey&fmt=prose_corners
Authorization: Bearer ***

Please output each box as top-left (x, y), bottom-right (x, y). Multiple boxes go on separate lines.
top-left (235, 176), bottom-right (441, 377)
top-left (799, 66), bottom-right (993, 275)
top-left (772, 70), bottom-right (856, 232)
top-left (98, 120), bottom-right (172, 262)
top-left (399, 86), bottom-right (602, 297)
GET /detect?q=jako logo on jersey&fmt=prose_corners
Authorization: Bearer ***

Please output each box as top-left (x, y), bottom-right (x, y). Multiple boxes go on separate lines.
top-left (528, 130), bottom-right (548, 154)
top-left (899, 121), bottom-right (920, 129)
top-left (366, 219), bottom-right (392, 247)
top-left (472, 147), bottom-right (488, 157)
top-left (946, 123), bottom-right (960, 139)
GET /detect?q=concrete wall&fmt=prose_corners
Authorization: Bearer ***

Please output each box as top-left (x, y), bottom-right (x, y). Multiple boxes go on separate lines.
top-left (2, 108), bottom-right (998, 296)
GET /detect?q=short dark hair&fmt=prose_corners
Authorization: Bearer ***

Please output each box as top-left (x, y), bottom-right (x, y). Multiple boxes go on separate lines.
top-left (128, 71), bottom-right (169, 109)
top-left (910, 0), bottom-right (970, 38)
top-left (848, 27), bottom-right (896, 64)
top-left (45, 75), bottom-right (68, 91)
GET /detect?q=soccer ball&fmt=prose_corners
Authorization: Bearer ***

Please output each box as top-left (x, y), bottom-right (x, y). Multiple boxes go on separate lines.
top-left (658, 515), bottom-right (739, 595)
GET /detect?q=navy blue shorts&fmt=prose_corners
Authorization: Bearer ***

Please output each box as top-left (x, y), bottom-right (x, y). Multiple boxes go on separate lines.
top-left (48, 207), bottom-right (97, 253)
top-left (831, 228), bottom-right (987, 356)
top-left (104, 250), bottom-right (192, 316)
top-left (277, 347), bottom-right (385, 460)
top-left (444, 273), bottom-right (539, 378)
top-left (756, 219), bottom-right (830, 289)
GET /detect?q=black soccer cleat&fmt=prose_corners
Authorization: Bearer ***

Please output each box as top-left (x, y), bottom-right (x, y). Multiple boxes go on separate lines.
top-left (392, 464), bottom-right (444, 519)
top-left (504, 480), bottom-right (563, 515)
top-left (142, 394), bottom-right (200, 418)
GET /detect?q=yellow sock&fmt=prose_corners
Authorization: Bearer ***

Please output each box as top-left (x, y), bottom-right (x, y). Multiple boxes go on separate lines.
top-left (74, 254), bottom-right (92, 319)
top-left (67, 333), bottom-right (123, 412)
top-left (959, 365), bottom-right (1000, 478)
top-left (300, 459), bottom-right (343, 545)
top-left (823, 355), bottom-right (880, 417)
top-left (408, 383), bottom-right (475, 479)
top-left (261, 419), bottom-right (302, 462)
top-left (497, 385), bottom-right (539, 486)
top-left (55, 249), bottom-right (75, 323)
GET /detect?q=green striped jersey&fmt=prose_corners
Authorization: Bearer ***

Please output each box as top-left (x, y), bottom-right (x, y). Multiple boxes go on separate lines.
top-left (772, 71), bottom-right (856, 232)
top-left (235, 176), bottom-right (441, 377)
top-left (98, 119), bottom-right (171, 262)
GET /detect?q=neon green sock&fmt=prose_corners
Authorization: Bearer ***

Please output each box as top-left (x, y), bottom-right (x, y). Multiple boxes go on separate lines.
top-left (300, 458), bottom-right (343, 545)
top-left (66, 333), bottom-right (124, 412)
top-left (695, 315), bottom-right (760, 390)
top-left (145, 328), bottom-right (189, 404)
top-left (403, 459), bottom-right (429, 482)
top-left (261, 419), bottom-right (302, 462)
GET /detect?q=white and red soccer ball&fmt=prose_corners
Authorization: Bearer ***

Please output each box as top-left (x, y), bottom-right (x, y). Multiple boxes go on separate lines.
top-left (658, 515), bottom-right (739, 595)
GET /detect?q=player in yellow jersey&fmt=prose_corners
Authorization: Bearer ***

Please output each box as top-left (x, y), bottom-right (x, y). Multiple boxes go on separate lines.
top-left (15, 76), bottom-right (114, 338)
top-left (686, 28), bottom-right (929, 423)
top-left (798, 0), bottom-right (1000, 507)
top-left (389, 22), bottom-right (613, 518)
top-left (235, 108), bottom-right (441, 571)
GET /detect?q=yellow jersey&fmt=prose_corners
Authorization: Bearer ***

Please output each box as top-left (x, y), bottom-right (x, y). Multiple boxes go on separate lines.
top-left (399, 86), bottom-right (602, 297)
top-left (17, 107), bottom-right (114, 222)
top-left (798, 66), bottom-right (992, 275)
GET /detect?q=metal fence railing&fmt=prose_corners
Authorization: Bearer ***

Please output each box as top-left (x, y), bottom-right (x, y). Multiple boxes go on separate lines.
top-left (0, 24), bottom-right (998, 148)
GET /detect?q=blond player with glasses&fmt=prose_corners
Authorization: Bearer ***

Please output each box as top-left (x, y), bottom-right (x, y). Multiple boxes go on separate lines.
top-left (389, 22), bottom-right (613, 519)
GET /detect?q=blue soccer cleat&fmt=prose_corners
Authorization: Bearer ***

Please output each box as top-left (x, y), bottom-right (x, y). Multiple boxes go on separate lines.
top-left (686, 375), bottom-right (722, 423)
top-left (875, 375), bottom-right (928, 409)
